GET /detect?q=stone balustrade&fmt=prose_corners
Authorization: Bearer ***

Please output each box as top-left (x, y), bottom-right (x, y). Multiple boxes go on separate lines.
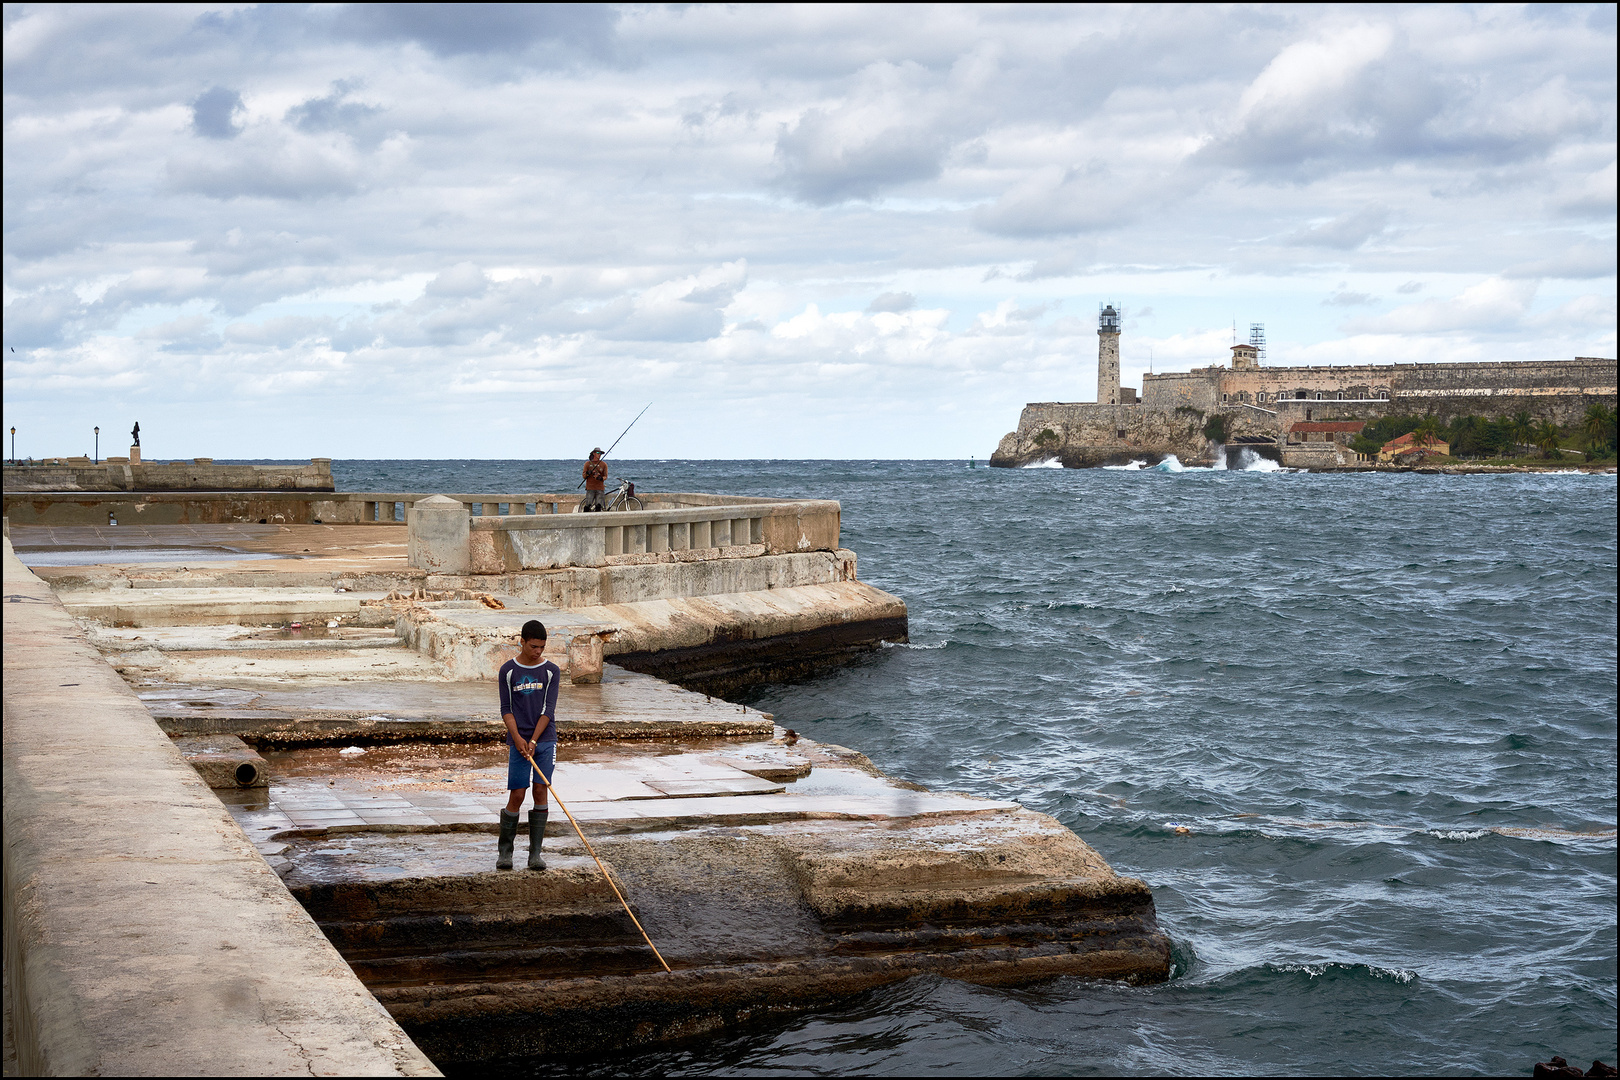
top-left (0, 490), bottom-right (584, 526)
top-left (409, 493), bottom-right (841, 573)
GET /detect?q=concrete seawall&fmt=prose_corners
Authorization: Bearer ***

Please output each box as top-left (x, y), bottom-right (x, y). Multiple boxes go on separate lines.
top-left (3, 458), bottom-right (334, 494)
top-left (2, 537), bottom-right (439, 1076)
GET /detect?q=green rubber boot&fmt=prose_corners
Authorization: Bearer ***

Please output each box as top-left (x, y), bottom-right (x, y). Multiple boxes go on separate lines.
top-left (497, 809), bottom-right (519, 870)
top-left (527, 809), bottom-right (549, 871)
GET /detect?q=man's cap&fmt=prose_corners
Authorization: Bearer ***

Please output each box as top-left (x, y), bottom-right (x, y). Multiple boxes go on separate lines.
top-left (520, 619), bottom-right (547, 641)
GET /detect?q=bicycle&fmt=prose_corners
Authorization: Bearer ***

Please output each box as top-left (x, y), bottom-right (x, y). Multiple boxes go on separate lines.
top-left (602, 477), bottom-right (641, 512)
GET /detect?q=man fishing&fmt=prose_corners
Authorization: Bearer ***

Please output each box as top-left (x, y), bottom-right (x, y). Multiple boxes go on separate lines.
top-left (497, 620), bottom-right (560, 871)
top-left (578, 404), bottom-right (651, 511)
top-left (581, 448), bottom-right (607, 512)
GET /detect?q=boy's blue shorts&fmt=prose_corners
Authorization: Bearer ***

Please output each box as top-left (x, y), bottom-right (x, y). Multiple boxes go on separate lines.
top-left (508, 742), bottom-right (555, 791)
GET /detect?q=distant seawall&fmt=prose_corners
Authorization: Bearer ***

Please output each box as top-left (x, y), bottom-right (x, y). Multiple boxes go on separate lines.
top-left (3, 457), bottom-right (334, 493)
top-left (992, 357), bottom-right (1617, 467)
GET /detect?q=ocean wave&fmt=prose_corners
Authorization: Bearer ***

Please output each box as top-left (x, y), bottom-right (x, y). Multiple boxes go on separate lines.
top-left (1264, 961), bottom-right (1419, 985)
top-left (1426, 826), bottom-right (1616, 843)
top-left (1022, 457), bottom-right (1063, 468)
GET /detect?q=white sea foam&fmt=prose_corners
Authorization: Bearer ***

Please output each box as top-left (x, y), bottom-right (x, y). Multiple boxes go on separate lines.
top-left (1022, 457), bottom-right (1062, 468)
top-left (1428, 829), bottom-right (1490, 841)
top-left (1103, 460), bottom-right (1148, 471)
top-left (1233, 447), bottom-right (1287, 472)
top-left (1270, 961), bottom-right (1418, 984)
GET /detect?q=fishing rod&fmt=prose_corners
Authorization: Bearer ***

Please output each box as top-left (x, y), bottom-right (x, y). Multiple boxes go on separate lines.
top-left (577, 403), bottom-right (652, 489)
top-left (520, 745), bottom-right (672, 973)
top-left (603, 402), bottom-right (652, 457)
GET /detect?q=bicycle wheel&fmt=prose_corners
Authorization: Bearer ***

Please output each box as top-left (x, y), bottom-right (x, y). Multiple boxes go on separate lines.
top-left (624, 496), bottom-right (642, 510)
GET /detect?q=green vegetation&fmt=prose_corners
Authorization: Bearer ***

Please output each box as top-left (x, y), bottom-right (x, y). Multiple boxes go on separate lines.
top-left (1350, 408), bottom-right (1617, 464)
top-left (1034, 428), bottom-right (1059, 448)
top-left (1584, 403), bottom-right (1618, 457)
top-left (1202, 414), bottom-right (1229, 444)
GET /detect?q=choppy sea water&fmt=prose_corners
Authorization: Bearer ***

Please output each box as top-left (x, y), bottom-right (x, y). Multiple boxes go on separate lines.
top-left (334, 459), bottom-right (1618, 1077)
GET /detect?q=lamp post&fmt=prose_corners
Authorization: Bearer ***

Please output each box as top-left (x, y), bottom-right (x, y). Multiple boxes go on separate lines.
top-left (9, 427), bottom-right (14, 465)
top-left (94, 426), bottom-right (100, 464)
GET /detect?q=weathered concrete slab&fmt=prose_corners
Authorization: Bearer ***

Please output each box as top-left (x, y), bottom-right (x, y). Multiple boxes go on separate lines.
top-left (91, 623), bottom-right (405, 652)
top-left (252, 772), bottom-right (1167, 1065)
top-left (399, 579), bottom-right (908, 693)
top-left (60, 586), bottom-right (375, 626)
top-left (1, 536), bottom-right (439, 1076)
top-left (130, 664), bottom-right (776, 744)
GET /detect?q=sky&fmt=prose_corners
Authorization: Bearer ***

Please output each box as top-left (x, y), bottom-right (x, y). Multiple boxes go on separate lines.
top-left (3, 3), bottom-right (1616, 461)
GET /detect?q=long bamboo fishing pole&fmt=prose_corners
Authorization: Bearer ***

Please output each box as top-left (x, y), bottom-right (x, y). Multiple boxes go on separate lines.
top-left (521, 746), bottom-right (671, 973)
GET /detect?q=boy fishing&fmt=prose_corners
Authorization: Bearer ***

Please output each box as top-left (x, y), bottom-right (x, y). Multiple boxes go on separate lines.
top-left (497, 620), bottom-right (560, 870)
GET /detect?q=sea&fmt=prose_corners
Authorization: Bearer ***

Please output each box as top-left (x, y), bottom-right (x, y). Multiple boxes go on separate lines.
top-left (334, 458), bottom-right (1618, 1077)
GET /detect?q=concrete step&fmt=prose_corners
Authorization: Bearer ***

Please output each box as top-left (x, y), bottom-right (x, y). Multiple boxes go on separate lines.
top-left (63, 587), bottom-right (384, 627)
top-left (92, 624), bottom-right (404, 653)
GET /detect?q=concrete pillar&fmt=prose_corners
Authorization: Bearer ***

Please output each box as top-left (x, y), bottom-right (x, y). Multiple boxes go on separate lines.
top-left (407, 495), bottom-right (470, 573)
top-left (482, 502), bottom-right (500, 518)
top-left (691, 520), bottom-right (710, 549)
top-left (670, 521), bottom-right (689, 550)
top-left (649, 523), bottom-right (670, 552)
top-left (566, 634), bottom-right (603, 685)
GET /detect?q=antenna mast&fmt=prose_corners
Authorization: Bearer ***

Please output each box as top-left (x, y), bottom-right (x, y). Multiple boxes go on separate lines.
top-left (1248, 323), bottom-right (1266, 365)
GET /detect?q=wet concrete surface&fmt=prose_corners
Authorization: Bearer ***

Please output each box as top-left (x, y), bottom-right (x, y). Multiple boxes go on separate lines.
top-left (131, 664), bottom-right (776, 742)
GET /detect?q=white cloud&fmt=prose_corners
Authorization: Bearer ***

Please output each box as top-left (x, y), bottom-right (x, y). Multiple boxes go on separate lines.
top-left (1346, 277), bottom-right (1537, 334)
top-left (1, 5), bottom-right (1614, 457)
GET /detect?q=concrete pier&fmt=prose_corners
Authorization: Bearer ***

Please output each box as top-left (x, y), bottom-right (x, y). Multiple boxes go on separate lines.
top-left (2, 537), bottom-right (438, 1076)
top-left (4, 491), bottom-right (1171, 1070)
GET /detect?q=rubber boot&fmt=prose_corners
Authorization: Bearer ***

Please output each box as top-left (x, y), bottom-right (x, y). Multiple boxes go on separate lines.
top-left (497, 809), bottom-right (519, 870)
top-left (527, 809), bottom-right (549, 871)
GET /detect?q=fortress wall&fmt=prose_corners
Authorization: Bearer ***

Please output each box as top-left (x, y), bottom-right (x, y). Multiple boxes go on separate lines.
top-left (1142, 371), bottom-right (1220, 412)
top-left (997, 357), bottom-right (1616, 468)
top-left (1150, 358), bottom-right (1616, 426)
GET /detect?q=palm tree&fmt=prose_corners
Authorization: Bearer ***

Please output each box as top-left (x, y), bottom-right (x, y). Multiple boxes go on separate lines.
top-left (1584, 403), bottom-right (1616, 458)
top-left (1508, 411), bottom-right (1534, 458)
top-left (1412, 413), bottom-right (1443, 453)
top-left (1533, 418), bottom-right (1561, 459)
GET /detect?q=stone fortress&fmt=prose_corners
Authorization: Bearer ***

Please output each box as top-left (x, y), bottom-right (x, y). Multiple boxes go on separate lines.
top-left (991, 305), bottom-right (1618, 468)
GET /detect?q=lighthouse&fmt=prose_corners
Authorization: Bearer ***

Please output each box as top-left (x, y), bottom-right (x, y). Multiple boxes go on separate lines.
top-left (1097, 304), bottom-right (1121, 405)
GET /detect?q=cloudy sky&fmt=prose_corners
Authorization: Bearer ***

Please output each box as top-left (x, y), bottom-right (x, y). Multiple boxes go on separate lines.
top-left (3, 4), bottom-right (1615, 460)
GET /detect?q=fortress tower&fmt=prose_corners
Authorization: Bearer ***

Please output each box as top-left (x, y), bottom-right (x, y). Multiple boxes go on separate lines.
top-left (1097, 304), bottom-right (1121, 405)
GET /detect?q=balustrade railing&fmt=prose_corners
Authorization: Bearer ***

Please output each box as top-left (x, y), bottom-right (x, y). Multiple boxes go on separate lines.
top-left (408, 492), bottom-right (841, 573)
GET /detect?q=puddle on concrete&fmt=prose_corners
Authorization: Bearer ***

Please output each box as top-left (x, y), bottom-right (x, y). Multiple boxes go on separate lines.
top-left (137, 685), bottom-right (262, 707)
top-left (235, 624), bottom-right (377, 640)
top-left (16, 547), bottom-right (280, 566)
top-left (270, 831), bottom-right (594, 884)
